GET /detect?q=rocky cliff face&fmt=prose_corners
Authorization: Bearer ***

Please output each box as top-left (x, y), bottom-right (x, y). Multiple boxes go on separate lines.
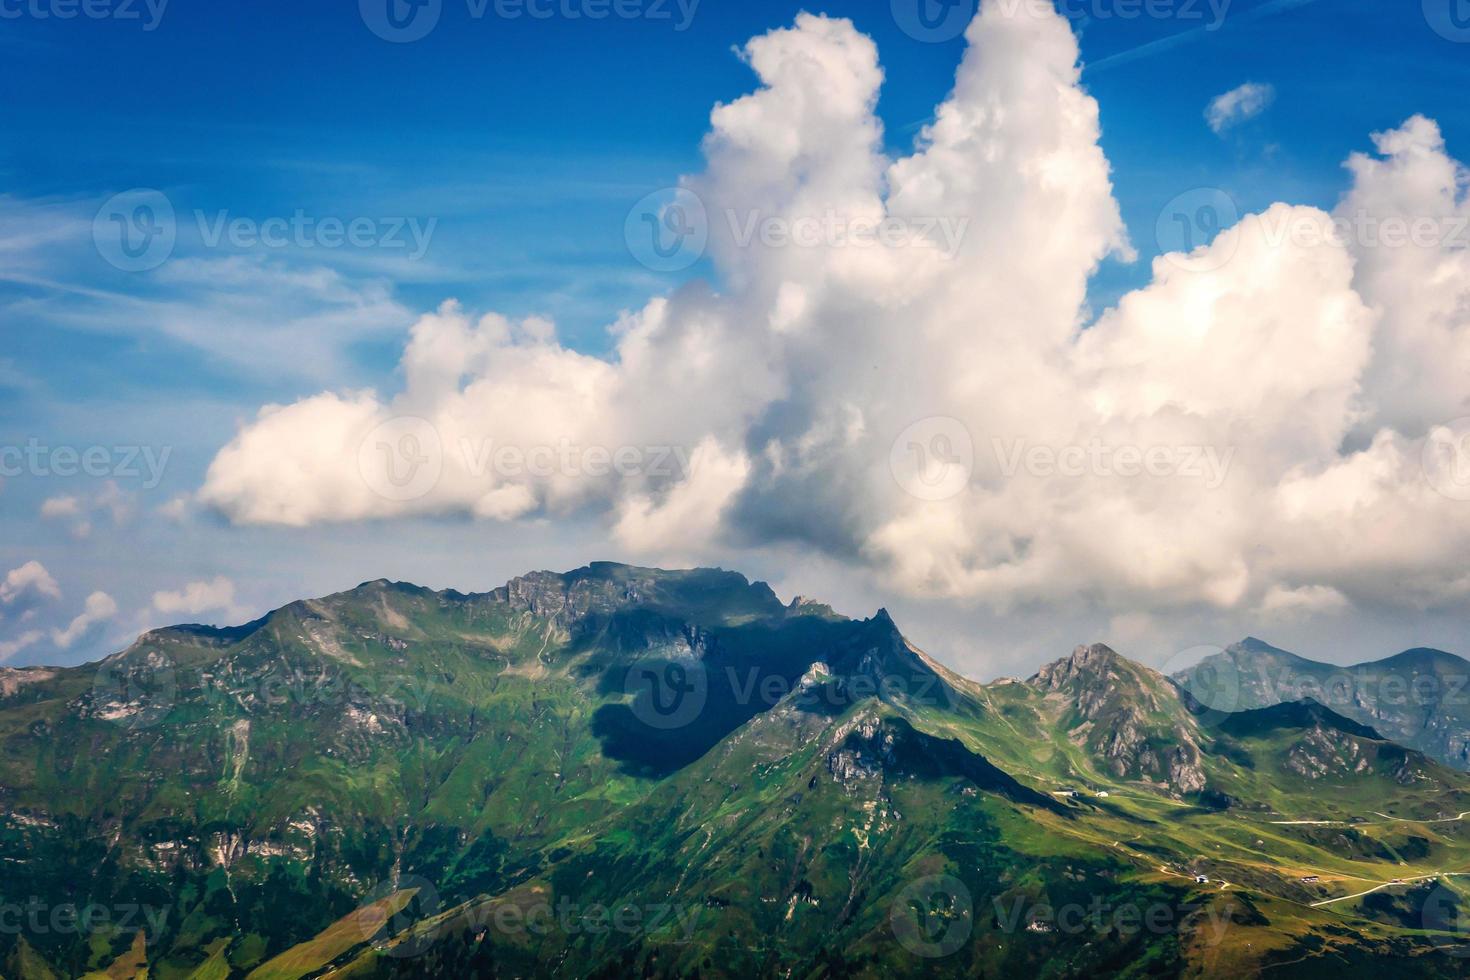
top-left (1032, 644), bottom-right (1207, 794)
top-left (488, 563), bottom-right (785, 631)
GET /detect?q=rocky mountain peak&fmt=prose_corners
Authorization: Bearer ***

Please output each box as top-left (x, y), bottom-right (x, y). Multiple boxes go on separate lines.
top-left (1030, 642), bottom-right (1124, 690)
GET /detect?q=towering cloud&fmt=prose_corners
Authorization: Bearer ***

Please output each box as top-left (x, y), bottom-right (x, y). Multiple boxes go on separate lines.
top-left (199, 3), bottom-right (1470, 621)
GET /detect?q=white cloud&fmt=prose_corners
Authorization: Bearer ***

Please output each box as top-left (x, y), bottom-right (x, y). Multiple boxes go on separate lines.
top-left (1259, 584), bottom-right (1350, 619)
top-left (39, 496), bottom-right (81, 519)
top-left (0, 561), bottom-right (62, 607)
top-left (151, 576), bottom-right (242, 622)
top-left (197, 7), bottom-right (1470, 623)
top-left (39, 481), bottom-right (134, 539)
top-left (157, 496), bottom-right (193, 522)
top-left (1206, 82), bottom-right (1275, 135)
top-left (612, 438), bottom-right (751, 555)
top-left (51, 592), bottom-right (118, 649)
top-left (0, 630), bottom-right (44, 664)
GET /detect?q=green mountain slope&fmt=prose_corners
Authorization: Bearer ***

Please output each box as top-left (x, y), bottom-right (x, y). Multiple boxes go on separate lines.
top-left (1176, 638), bottom-right (1470, 770)
top-left (1, 566), bottom-right (1469, 978)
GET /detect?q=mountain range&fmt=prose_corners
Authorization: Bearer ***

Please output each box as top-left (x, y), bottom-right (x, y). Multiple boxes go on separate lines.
top-left (1176, 637), bottom-right (1470, 771)
top-left (1, 563), bottom-right (1469, 977)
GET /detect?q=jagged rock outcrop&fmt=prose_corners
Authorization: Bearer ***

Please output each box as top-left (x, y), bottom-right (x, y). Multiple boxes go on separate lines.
top-left (1031, 643), bottom-right (1207, 794)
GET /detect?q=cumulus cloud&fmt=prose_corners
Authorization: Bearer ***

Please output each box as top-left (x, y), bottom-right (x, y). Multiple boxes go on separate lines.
top-left (51, 591), bottom-right (118, 649)
top-left (1, 563), bottom-right (61, 663)
top-left (40, 481), bottom-right (134, 539)
top-left (0, 561), bottom-right (62, 608)
top-left (198, 4), bottom-right (1470, 624)
top-left (151, 576), bottom-right (243, 622)
top-left (1206, 82), bottom-right (1275, 135)
top-left (39, 496), bottom-right (81, 519)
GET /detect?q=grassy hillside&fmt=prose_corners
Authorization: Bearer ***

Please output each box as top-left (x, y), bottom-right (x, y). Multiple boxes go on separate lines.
top-left (2, 565), bottom-right (1468, 977)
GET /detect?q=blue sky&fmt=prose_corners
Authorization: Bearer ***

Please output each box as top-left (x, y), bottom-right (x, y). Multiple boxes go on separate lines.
top-left (2, 0), bottom-right (1468, 674)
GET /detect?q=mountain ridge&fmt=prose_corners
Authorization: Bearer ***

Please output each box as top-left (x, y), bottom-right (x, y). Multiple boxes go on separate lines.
top-left (1177, 637), bottom-right (1470, 771)
top-left (2, 565), bottom-right (1470, 977)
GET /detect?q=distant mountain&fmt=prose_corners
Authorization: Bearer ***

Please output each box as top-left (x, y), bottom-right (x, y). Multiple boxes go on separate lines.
top-left (2, 567), bottom-right (1470, 977)
top-left (1176, 637), bottom-right (1470, 769)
